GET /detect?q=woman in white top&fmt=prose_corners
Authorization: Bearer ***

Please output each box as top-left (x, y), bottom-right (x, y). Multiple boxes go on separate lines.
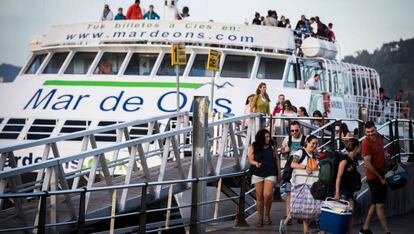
top-left (101, 4), bottom-right (114, 21)
top-left (243, 94), bottom-right (255, 128)
top-left (281, 100), bottom-right (297, 132)
top-left (280, 135), bottom-right (319, 234)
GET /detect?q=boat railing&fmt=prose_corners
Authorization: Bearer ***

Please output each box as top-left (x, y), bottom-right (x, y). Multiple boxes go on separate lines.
top-left (344, 96), bottom-right (409, 124)
top-left (0, 170), bottom-right (253, 234)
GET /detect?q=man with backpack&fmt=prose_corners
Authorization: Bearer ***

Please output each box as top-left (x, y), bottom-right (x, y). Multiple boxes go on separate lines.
top-left (280, 121), bottom-right (306, 227)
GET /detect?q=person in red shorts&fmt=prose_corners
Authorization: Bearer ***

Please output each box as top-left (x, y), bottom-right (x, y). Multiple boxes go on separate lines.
top-left (359, 121), bottom-right (391, 234)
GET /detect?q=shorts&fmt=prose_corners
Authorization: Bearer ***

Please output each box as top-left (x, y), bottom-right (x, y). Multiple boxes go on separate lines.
top-left (367, 178), bottom-right (387, 204)
top-left (340, 190), bottom-right (355, 201)
top-left (260, 115), bottom-right (266, 127)
top-left (281, 182), bottom-right (292, 192)
top-left (251, 175), bottom-right (276, 185)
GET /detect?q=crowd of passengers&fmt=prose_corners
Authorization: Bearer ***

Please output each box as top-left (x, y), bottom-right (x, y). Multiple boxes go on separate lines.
top-left (247, 82), bottom-right (395, 233)
top-left (244, 82), bottom-right (358, 133)
top-left (101, 1), bottom-right (335, 42)
top-left (251, 10), bottom-right (336, 42)
top-left (245, 82), bottom-right (410, 134)
top-left (101, 0), bottom-right (189, 21)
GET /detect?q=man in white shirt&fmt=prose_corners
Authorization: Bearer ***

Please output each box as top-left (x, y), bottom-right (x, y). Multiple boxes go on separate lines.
top-left (305, 74), bottom-right (321, 90)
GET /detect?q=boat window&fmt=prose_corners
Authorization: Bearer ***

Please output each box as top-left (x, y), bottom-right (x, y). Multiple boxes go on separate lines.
top-left (220, 55), bottom-right (254, 78)
top-left (156, 53), bottom-right (189, 76)
top-left (42, 52), bottom-right (69, 74)
top-left (301, 64), bottom-right (324, 90)
top-left (94, 52), bottom-right (126, 75)
top-left (64, 52), bottom-right (97, 74)
top-left (337, 71), bottom-right (345, 94)
top-left (257, 58), bottom-right (285, 80)
top-left (124, 53), bottom-right (158, 76)
top-left (24, 53), bottom-right (47, 74)
top-left (189, 54), bottom-right (215, 77)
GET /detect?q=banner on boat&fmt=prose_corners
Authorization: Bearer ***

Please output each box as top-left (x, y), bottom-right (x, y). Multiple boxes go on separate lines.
top-left (43, 20), bottom-right (296, 51)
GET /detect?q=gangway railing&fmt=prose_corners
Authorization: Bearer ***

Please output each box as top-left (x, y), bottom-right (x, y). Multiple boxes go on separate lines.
top-left (0, 112), bottom-right (260, 233)
top-left (0, 170), bottom-right (255, 234)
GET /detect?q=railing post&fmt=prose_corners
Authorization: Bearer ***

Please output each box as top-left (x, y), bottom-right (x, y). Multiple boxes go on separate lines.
top-left (235, 173), bottom-right (248, 227)
top-left (269, 115), bottom-right (274, 138)
top-left (394, 119), bottom-right (401, 162)
top-left (139, 183), bottom-right (148, 234)
top-left (189, 96), bottom-right (209, 233)
top-left (389, 121), bottom-right (395, 157)
top-left (408, 120), bottom-right (414, 162)
top-left (330, 120), bottom-right (336, 150)
top-left (37, 192), bottom-right (48, 234)
top-left (321, 116), bottom-right (325, 146)
top-left (190, 178), bottom-right (199, 234)
top-left (358, 120), bottom-right (364, 139)
top-left (337, 120), bottom-right (342, 150)
top-left (77, 188), bottom-right (86, 234)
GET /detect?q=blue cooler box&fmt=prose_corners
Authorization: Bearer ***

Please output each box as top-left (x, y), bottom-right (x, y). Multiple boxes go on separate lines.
top-left (319, 198), bottom-right (352, 234)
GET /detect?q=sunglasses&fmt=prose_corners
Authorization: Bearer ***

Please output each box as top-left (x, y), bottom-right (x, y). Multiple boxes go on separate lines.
top-left (290, 129), bottom-right (299, 132)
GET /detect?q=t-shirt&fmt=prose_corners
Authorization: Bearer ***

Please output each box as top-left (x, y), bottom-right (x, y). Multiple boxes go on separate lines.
top-left (252, 146), bottom-right (277, 177)
top-left (305, 77), bottom-right (319, 90)
top-left (291, 149), bottom-right (317, 185)
top-left (250, 95), bottom-right (270, 115)
top-left (282, 135), bottom-right (303, 156)
top-left (362, 133), bottom-right (385, 180)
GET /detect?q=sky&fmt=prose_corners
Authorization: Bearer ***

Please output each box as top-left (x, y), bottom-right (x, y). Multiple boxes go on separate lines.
top-left (0, 0), bottom-right (413, 66)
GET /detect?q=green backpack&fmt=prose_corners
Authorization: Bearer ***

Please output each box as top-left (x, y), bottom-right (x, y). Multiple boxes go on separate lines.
top-left (318, 149), bottom-right (342, 190)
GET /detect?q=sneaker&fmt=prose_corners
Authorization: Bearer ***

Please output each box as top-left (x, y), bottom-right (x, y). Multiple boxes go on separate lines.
top-left (359, 228), bottom-right (373, 234)
top-left (279, 219), bottom-right (286, 234)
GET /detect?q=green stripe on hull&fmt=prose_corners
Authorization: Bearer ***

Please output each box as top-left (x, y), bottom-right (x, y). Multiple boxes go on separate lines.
top-left (43, 80), bottom-right (203, 89)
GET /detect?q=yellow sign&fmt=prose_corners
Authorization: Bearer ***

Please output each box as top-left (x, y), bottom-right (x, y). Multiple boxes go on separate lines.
top-left (171, 44), bottom-right (186, 65)
top-left (207, 49), bottom-right (221, 71)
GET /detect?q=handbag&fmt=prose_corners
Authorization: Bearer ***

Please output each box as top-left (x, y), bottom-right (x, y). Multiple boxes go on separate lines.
top-left (385, 163), bottom-right (408, 190)
top-left (310, 180), bottom-right (328, 200)
top-left (384, 157), bottom-right (398, 172)
top-left (291, 183), bottom-right (322, 220)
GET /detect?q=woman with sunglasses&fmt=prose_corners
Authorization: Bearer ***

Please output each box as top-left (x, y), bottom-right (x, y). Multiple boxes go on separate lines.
top-left (248, 129), bottom-right (281, 227)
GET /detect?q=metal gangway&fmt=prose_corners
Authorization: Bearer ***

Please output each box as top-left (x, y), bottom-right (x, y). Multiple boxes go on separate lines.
top-left (1, 103), bottom-right (414, 233)
top-left (0, 99), bottom-right (262, 233)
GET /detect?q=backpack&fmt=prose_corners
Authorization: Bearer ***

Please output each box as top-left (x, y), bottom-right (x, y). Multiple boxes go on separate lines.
top-left (282, 148), bottom-right (308, 182)
top-left (321, 23), bottom-right (329, 38)
top-left (342, 156), bottom-right (362, 192)
top-left (318, 149), bottom-right (342, 190)
top-left (311, 154), bottom-right (361, 200)
top-left (288, 135), bottom-right (306, 148)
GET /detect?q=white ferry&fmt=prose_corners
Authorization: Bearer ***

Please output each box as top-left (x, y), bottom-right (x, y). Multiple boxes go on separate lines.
top-left (0, 1), bottom-right (406, 168)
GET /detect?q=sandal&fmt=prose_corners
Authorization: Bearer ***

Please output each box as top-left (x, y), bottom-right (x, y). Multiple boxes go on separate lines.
top-left (265, 217), bottom-right (272, 225)
top-left (256, 220), bottom-right (263, 227)
top-left (283, 216), bottom-right (292, 225)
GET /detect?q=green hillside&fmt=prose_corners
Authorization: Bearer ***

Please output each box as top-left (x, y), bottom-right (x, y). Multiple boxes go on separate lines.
top-left (343, 38), bottom-right (414, 117)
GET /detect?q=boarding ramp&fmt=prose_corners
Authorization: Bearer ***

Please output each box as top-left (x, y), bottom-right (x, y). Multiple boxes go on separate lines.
top-left (0, 109), bottom-right (261, 233)
top-left (207, 116), bottom-right (414, 233)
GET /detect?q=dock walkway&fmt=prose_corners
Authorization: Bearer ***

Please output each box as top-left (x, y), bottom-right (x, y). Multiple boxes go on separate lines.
top-left (207, 200), bottom-right (414, 234)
